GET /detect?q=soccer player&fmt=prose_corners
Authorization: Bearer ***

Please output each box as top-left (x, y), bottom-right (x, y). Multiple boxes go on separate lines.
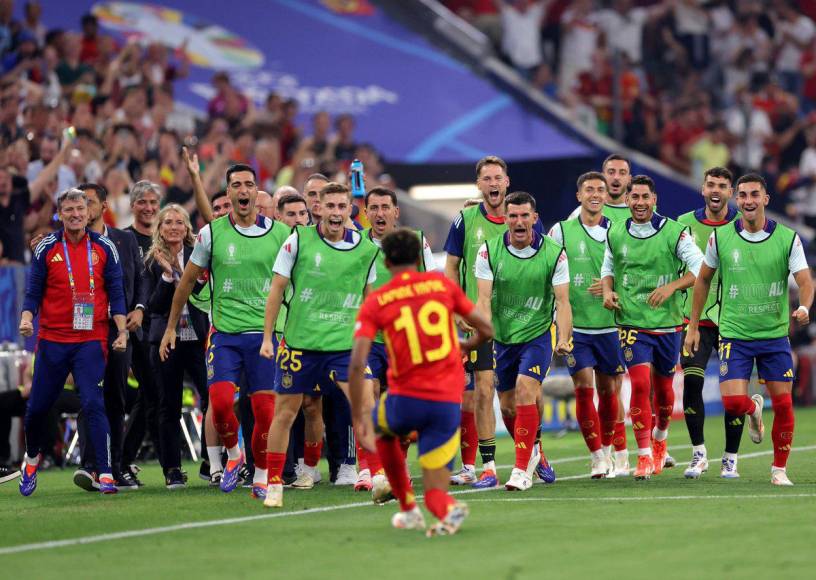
top-left (303, 173), bottom-right (329, 223)
top-left (601, 175), bottom-right (704, 480)
top-left (159, 163), bottom-right (290, 499)
top-left (260, 182), bottom-right (384, 508)
top-left (349, 228), bottom-right (493, 535)
top-left (565, 155), bottom-right (634, 472)
top-left (18, 188), bottom-right (128, 496)
top-left (352, 186), bottom-right (436, 490)
top-left (549, 173), bottom-right (628, 478)
top-left (445, 155), bottom-right (545, 488)
top-left (474, 192), bottom-right (571, 490)
top-left (684, 174), bottom-right (813, 486)
top-left (676, 167), bottom-right (743, 479)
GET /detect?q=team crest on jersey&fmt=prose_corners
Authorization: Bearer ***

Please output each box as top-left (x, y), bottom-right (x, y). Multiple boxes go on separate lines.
top-left (578, 240), bottom-right (586, 256)
top-left (207, 365), bottom-right (214, 379)
top-left (566, 354), bottom-right (576, 368)
top-left (719, 361), bottom-right (728, 377)
top-left (624, 347), bottom-right (633, 362)
top-left (91, 251), bottom-right (100, 265)
top-left (281, 372), bottom-right (293, 388)
top-left (476, 227), bottom-right (484, 241)
top-left (314, 252), bottom-right (323, 268)
top-left (621, 245), bottom-right (629, 259)
top-left (225, 243), bottom-right (240, 265)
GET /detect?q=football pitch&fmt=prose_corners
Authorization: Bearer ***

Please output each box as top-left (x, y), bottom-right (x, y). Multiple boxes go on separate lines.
top-left (2, 407), bottom-right (815, 579)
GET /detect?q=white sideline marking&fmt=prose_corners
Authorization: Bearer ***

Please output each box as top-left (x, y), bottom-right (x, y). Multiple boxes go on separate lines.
top-left (496, 444), bottom-right (694, 470)
top-left (2, 446), bottom-right (814, 556)
top-left (466, 493), bottom-right (816, 503)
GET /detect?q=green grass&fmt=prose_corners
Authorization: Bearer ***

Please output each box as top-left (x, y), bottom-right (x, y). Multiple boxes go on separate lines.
top-left (2, 407), bottom-right (816, 579)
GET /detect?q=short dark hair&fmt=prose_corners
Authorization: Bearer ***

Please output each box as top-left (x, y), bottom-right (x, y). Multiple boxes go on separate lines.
top-left (277, 193), bottom-right (307, 212)
top-left (365, 187), bottom-right (398, 207)
top-left (77, 182), bottom-right (107, 202)
top-left (602, 154), bottom-right (630, 172)
top-left (577, 171), bottom-right (608, 191)
top-left (627, 174), bottom-right (655, 194)
top-left (319, 182), bottom-right (351, 201)
top-left (475, 155), bottom-right (507, 177)
top-left (703, 166), bottom-right (733, 183)
top-left (211, 190), bottom-right (228, 205)
top-left (305, 172), bottom-right (329, 183)
top-left (504, 191), bottom-right (536, 211)
top-left (226, 163), bottom-right (256, 183)
top-left (382, 228), bottom-right (421, 267)
top-left (736, 173), bottom-right (767, 191)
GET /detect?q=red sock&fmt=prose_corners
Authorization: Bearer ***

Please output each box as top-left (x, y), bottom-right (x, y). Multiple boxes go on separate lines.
top-left (304, 440), bottom-right (323, 468)
top-left (209, 381), bottom-right (239, 449)
top-left (513, 404), bottom-right (539, 470)
top-left (360, 445), bottom-right (383, 474)
top-left (460, 411), bottom-right (477, 466)
top-left (771, 393), bottom-right (795, 468)
top-left (722, 394), bottom-right (756, 416)
top-left (502, 413), bottom-right (515, 436)
top-left (250, 393), bottom-right (275, 471)
top-left (575, 387), bottom-right (602, 452)
top-left (628, 365), bottom-right (652, 450)
top-left (424, 488), bottom-right (455, 520)
top-left (267, 451), bottom-right (286, 485)
top-left (598, 390), bottom-right (618, 448)
top-left (376, 437), bottom-right (415, 511)
top-left (613, 421), bottom-right (628, 451)
top-left (653, 373), bottom-right (675, 432)
top-left (356, 441), bottom-right (369, 472)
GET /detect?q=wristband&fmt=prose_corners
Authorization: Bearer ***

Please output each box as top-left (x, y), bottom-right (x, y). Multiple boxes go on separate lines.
top-left (796, 305), bottom-right (809, 315)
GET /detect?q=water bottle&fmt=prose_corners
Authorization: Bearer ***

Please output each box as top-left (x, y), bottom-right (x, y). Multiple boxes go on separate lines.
top-left (350, 159), bottom-right (365, 199)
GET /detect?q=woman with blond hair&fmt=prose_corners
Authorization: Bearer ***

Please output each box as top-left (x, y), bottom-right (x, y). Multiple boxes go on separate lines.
top-left (145, 204), bottom-right (209, 489)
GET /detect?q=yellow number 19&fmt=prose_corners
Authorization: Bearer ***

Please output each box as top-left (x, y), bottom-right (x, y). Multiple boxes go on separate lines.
top-left (393, 300), bottom-right (452, 364)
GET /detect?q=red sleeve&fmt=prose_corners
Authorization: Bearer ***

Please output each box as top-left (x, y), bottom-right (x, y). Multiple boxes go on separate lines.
top-left (447, 278), bottom-right (475, 317)
top-left (354, 294), bottom-right (380, 340)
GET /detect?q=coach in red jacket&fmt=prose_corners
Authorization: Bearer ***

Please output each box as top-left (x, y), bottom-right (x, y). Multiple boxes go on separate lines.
top-left (17, 188), bottom-right (127, 496)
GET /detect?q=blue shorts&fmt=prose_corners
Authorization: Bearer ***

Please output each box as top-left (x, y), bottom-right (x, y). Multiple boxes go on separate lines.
top-left (368, 342), bottom-right (388, 383)
top-left (718, 337), bottom-right (794, 383)
top-left (373, 392), bottom-right (460, 471)
top-left (274, 345), bottom-right (369, 395)
top-left (493, 333), bottom-right (553, 393)
top-left (619, 328), bottom-right (681, 377)
top-left (566, 331), bottom-right (626, 376)
top-left (206, 331), bottom-right (276, 393)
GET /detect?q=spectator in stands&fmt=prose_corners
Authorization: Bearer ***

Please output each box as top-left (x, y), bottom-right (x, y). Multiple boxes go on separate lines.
top-left (689, 122), bottom-right (731, 184)
top-left (330, 113), bottom-right (357, 166)
top-left (772, 0), bottom-right (815, 97)
top-left (496, 0), bottom-right (546, 77)
top-left (27, 133), bottom-right (76, 195)
top-left (726, 87), bottom-right (772, 174)
top-left (558, 0), bottom-right (600, 97)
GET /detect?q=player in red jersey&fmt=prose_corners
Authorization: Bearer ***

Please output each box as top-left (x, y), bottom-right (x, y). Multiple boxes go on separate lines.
top-left (349, 228), bottom-right (493, 536)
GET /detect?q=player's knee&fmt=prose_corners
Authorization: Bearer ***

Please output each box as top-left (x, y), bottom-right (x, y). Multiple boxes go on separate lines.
top-left (209, 381), bottom-right (236, 420)
top-left (722, 395), bottom-right (750, 416)
top-left (250, 393), bottom-right (275, 426)
top-left (302, 396), bottom-right (322, 418)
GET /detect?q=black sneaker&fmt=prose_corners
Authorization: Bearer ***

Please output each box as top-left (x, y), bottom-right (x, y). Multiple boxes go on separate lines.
top-left (73, 468), bottom-right (99, 492)
top-left (209, 470), bottom-right (223, 487)
top-left (180, 468), bottom-right (189, 484)
top-left (237, 464), bottom-right (252, 488)
top-left (0, 465), bottom-right (21, 485)
top-left (199, 460), bottom-right (211, 482)
top-left (115, 469), bottom-right (140, 491)
top-left (282, 472), bottom-right (297, 487)
top-left (125, 464), bottom-right (144, 487)
top-left (165, 468), bottom-right (186, 490)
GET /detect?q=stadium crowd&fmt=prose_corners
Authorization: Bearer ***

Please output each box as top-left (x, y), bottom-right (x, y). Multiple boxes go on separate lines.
top-left (2, 1), bottom-right (816, 536)
top-left (445, 0), bottom-right (816, 226)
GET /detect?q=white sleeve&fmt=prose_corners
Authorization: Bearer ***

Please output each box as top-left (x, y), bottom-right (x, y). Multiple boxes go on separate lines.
top-left (367, 262), bottom-right (377, 285)
top-left (676, 229), bottom-right (704, 276)
top-left (547, 222), bottom-right (564, 245)
top-left (703, 232), bottom-right (719, 269)
top-left (272, 233), bottom-right (298, 279)
top-left (189, 224), bottom-right (213, 267)
top-left (551, 250), bottom-right (569, 286)
top-left (474, 243), bottom-right (493, 281)
top-left (422, 237), bottom-right (437, 271)
top-left (567, 205), bottom-right (581, 220)
top-left (600, 239), bottom-right (615, 278)
top-left (790, 235), bottom-right (810, 273)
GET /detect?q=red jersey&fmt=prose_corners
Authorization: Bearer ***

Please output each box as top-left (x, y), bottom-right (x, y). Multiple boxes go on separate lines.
top-left (354, 270), bottom-right (474, 403)
top-left (23, 229), bottom-right (126, 343)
